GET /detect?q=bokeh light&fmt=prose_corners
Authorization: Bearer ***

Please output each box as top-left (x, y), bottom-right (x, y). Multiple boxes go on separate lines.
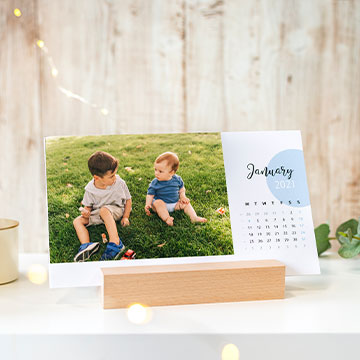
top-left (222, 344), bottom-right (239, 360)
top-left (100, 108), bottom-right (109, 116)
top-left (127, 303), bottom-right (152, 324)
top-left (27, 264), bottom-right (48, 285)
top-left (51, 68), bottom-right (58, 77)
top-left (36, 40), bottom-right (45, 48)
top-left (14, 8), bottom-right (22, 17)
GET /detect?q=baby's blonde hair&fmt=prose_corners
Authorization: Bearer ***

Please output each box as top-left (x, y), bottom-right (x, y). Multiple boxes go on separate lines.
top-left (155, 152), bottom-right (179, 172)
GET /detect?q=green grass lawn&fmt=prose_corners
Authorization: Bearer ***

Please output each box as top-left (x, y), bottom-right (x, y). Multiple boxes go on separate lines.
top-left (46, 133), bottom-right (233, 263)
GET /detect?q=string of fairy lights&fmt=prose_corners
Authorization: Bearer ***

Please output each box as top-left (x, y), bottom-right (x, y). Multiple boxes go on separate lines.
top-left (14, 8), bottom-right (109, 117)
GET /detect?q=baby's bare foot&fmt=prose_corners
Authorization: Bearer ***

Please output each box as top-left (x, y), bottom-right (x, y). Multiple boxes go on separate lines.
top-left (165, 216), bottom-right (174, 226)
top-left (191, 216), bottom-right (207, 224)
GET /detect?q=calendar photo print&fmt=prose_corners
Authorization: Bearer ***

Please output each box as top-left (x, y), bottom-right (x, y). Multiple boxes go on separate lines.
top-left (45, 133), bottom-right (235, 288)
top-left (221, 131), bottom-right (320, 275)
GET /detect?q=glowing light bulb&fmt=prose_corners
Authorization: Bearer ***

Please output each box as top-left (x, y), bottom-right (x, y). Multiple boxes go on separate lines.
top-left (127, 303), bottom-right (152, 324)
top-left (100, 108), bottom-right (109, 116)
top-left (27, 264), bottom-right (48, 285)
top-left (51, 68), bottom-right (58, 77)
top-left (36, 40), bottom-right (45, 48)
top-left (222, 344), bottom-right (239, 360)
top-left (14, 8), bottom-right (22, 17)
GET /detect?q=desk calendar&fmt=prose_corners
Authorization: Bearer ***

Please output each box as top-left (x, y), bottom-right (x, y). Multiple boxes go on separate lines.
top-left (222, 131), bottom-right (320, 275)
top-left (47, 131), bottom-right (319, 289)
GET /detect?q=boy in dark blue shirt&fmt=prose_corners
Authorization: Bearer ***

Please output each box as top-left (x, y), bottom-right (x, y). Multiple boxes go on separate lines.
top-left (145, 152), bottom-right (207, 226)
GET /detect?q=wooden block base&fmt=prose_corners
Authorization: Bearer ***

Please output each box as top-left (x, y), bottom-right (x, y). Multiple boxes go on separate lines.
top-left (101, 260), bottom-right (285, 309)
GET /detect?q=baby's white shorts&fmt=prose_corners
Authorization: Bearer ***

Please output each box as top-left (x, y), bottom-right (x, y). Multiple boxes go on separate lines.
top-left (152, 199), bottom-right (178, 213)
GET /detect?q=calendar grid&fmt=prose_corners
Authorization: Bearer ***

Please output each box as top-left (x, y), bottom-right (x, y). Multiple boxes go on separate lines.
top-left (239, 200), bottom-right (307, 252)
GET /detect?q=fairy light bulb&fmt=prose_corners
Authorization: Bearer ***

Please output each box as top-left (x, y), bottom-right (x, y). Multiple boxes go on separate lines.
top-left (127, 303), bottom-right (152, 324)
top-left (36, 40), bottom-right (45, 48)
top-left (14, 8), bottom-right (22, 17)
top-left (27, 264), bottom-right (48, 285)
top-left (100, 108), bottom-right (109, 116)
top-left (222, 344), bottom-right (240, 360)
top-left (51, 68), bottom-right (58, 77)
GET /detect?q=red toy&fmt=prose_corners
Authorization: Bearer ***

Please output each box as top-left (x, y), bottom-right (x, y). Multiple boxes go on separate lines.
top-left (121, 249), bottom-right (136, 260)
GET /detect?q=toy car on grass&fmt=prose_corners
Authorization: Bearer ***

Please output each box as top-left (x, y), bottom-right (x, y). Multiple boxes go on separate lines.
top-left (121, 249), bottom-right (136, 260)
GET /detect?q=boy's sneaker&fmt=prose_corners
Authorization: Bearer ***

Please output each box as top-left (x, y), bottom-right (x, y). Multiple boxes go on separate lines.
top-left (100, 239), bottom-right (125, 261)
top-left (74, 242), bottom-right (100, 262)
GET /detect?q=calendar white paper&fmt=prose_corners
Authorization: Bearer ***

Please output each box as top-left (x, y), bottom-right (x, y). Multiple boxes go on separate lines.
top-left (222, 131), bottom-right (320, 275)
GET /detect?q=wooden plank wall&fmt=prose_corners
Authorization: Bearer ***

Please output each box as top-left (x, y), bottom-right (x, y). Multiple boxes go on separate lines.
top-left (0, 0), bottom-right (359, 252)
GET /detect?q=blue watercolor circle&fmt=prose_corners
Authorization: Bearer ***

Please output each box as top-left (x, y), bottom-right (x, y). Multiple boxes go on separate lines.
top-left (266, 149), bottom-right (310, 207)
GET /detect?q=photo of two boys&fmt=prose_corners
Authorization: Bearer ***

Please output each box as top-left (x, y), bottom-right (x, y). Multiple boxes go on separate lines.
top-left (46, 133), bottom-right (233, 264)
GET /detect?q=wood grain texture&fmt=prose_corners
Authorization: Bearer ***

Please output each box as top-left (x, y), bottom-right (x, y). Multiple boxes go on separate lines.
top-left (223, 0), bottom-right (360, 228)
top-left (0, 0), bottom-right (359, 252)
top-left (102, 260), bottom-right (285, 308)
top-left (38, 0), bottom-right (185, 136)
top-left (0, 0), bottom-right (48, 252)
top-left (185, 0), bottom-right (227, 132)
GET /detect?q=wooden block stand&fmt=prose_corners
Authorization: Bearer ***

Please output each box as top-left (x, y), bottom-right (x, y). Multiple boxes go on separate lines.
top-left (101, 260), bottom-right (285, 309)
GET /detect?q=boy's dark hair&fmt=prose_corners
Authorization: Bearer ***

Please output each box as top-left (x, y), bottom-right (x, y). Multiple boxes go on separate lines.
top-left (155, 152), bottom-right (179, 172)
top-left (88, 151), bottom-right (119, 177)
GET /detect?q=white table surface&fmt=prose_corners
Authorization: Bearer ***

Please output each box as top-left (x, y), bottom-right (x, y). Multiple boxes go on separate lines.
top-left (1, 252), bottom-right (359, 359)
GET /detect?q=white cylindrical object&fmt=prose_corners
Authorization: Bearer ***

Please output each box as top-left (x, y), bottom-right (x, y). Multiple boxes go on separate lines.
top-left (0, 219), bottom-right (19, 284)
